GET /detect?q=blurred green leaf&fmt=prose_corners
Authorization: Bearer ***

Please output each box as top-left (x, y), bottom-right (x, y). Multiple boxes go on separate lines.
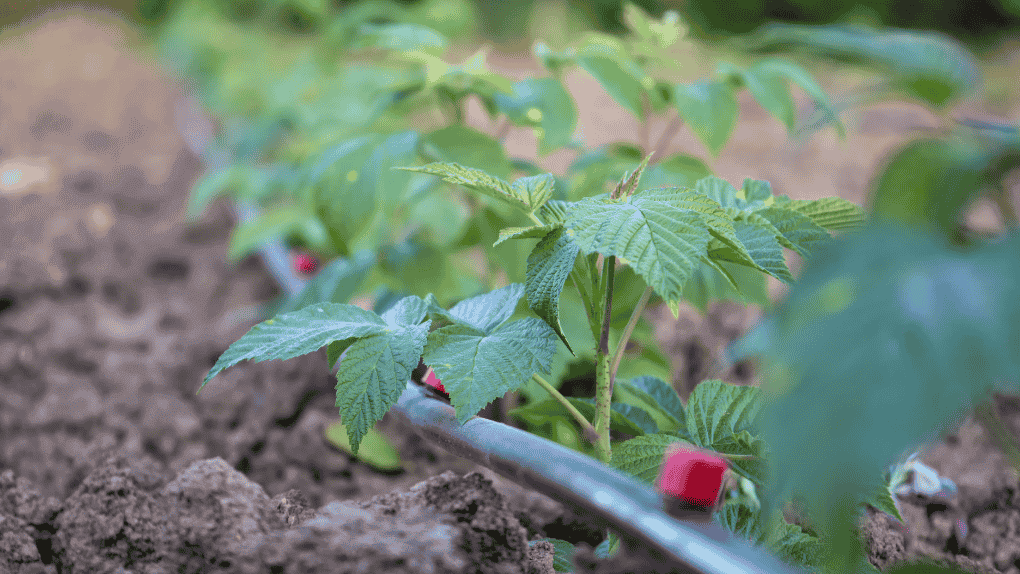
top-left (351, 22), bottom-right (447, 55)
top-left (639, 154), bottom-right (712, 190)
top-left (576, 32), bottom-right (649, 118)
top-left (672, 80), bottom-right (738, 155)
top-left (495, 77), bottom-right (578, 155)
top-left (744, 24), bottom-right (980, 107)
top-left (422, 125), bottom-right (512, 180)
top-left (228, 204), bottom-right (310, 261)
top-left (736, 223), bottom-right (1020, 560)
top-left (869, 136), bottom-right (993, 238)
top-left (273, 250), bottom-right (376, 315)
top-left (325, 420), bottom-right (404, 472)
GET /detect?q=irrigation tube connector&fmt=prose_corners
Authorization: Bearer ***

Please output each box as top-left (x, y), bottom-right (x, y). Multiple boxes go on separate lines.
top-left (391, 381), bottom-right (811, 574)
top-left (240, 227), bottom-right (808, 574)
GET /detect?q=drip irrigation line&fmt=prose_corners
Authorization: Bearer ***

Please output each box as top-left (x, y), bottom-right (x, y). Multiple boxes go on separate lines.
top-left (242, 220), bottom-right (808, 574)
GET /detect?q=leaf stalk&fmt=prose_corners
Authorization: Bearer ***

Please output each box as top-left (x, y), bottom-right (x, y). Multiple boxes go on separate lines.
top-left (530, 373), bottom-right (599, 443)
top-left (608, 285), bottom-right (653, 394)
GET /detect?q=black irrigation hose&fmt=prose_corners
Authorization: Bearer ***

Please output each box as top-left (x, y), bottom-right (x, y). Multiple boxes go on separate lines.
top-left (243, 213), bottom-right (809, 574)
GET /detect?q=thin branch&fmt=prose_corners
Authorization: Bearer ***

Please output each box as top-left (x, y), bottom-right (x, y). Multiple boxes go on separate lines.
top-left (608, 286), bottom-right (653, 394)
top-left (530, 373), bottom-right (600, 444)
top-left (651, 114), bottom-right (683, 165)
top-left (639, 95), bottom-right (651, 154)
top-left (495, 117), bottom-right (512, 142)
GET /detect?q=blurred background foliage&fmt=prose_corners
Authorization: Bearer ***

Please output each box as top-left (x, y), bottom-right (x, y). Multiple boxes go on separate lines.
top-left (4, 0), bottom-right (1020, 49)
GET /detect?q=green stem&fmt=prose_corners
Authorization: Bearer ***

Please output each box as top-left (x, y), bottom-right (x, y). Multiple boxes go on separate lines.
top-left (608, 286), bottom-right (653, 395)
top-left (571, 268), bottom-right (596, 334)
top-left (531, 373), bottom-right (600, 444)
top-left (592, 256), bottom-right (616, 464)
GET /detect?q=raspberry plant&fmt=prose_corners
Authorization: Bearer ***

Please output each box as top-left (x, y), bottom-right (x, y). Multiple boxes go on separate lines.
top-left (172, 1), bottom-right (1011, 571)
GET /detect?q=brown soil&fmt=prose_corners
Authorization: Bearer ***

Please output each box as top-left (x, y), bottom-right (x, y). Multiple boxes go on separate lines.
top-left (2, 9), bottom-right (1020, 574)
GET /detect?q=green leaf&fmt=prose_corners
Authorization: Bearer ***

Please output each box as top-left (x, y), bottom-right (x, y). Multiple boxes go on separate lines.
top-left (715, 503), bottom-right (825, 570)
top-left (494, 224), bottom-right (560, 247)
top-left (638, 154), bottom-right (712, 190)
top-left (672, 80), bottom-right (738, 155)
top-left (755, 207), bottom-right (833, 258)
top-left (227, 204), bottom-right (310, 262)
top-left (576, 32), bottom-right (649, 118)
top-left (639, 187), bottom-right (767, 278)
top-left (593, 531), bottom-right (621, 560)
top-left (735, 61), bottom-right (797, 132)
top-left (494, 77), bottom-right (578, 155)
top-left (533, 41), bottom-right (576, 76)
top-left (744, 224), bottom-right (1020, 548)
top-left (537, 199), bottom-right (571, 225)
top-left (626, 375), bottom-right (685, 427)
top-left (512, 173), bottom-right (555, 212)
top-left (380, 294), bottom-right (429, 326)
top-left (335, 318), bottom-right (430, 453)
top-left (273, 249), bottom-right (375, 315)
top-left (751, 58), bottom-right (845, 137)
top-left (422, 124), bottom-right (512, 179)
top-left (528, 538), bottom-right (575, 573)
top-left (425, 317), bottom-right (557, 424)
top-left (186, 166), bottom-right (235, 221)
top-left (575, 398), bottom-right (658, 436)
top-left (745, 24), bottom-right (980, 107)
top-left (682, 259), bottom-right (771, 312)
top-left (325, 420), bottom-right (404, 472)
top-left (526, 226), bottom-right (579, 352)
top-left (201, 303), bottom-right (389, 387)
top-left (606, 400), bottom-right (659, 435)
top-left (363, 130), bottom-right (421, 210)
top-left (509, 397), bottom-right (647, 437)
top-left (869, 481), bottom-right (904, 523)
top-left (610, 432), bottom-right (690, 484)
top-left (410, 191), bottom-right (471, 247)
top-left (684, 380), bottom-right (768, 484)
top-left (566, 194), bottom-right (713, 302)
top-left (400, 162), bottom-right (531, 212)
top-left (351, 22), bottom-right (448, 55)
top-left (445, 282), bottom-right (525, 333)
top-left (868, 137), bottom-right (990, 238)
top-left (778, 196), bottom-right (866, 232)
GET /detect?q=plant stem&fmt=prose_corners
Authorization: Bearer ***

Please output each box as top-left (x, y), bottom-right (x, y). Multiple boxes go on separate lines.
top-left (592, 256), bottom-right (616, 464)
top-left (639, 95), bottom-right (651, 153)
top-left (608, 285), bottom-right (653, 394)
top-left (651, 114), bottom-right (683, 164)
top-left (531, 373), bottom-right (599, 443)
top-left (495, 117), bottom-right (512, 142)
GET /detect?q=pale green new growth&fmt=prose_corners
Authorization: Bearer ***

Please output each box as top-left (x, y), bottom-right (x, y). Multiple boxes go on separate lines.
top-left (494, 224), bottom-right (559, 247)
top-left (398, 162), bottom-right (551, 213)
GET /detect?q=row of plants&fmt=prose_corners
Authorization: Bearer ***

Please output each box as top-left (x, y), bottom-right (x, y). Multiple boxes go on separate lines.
top-left (166, 2), bottom-right (1020, 572)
